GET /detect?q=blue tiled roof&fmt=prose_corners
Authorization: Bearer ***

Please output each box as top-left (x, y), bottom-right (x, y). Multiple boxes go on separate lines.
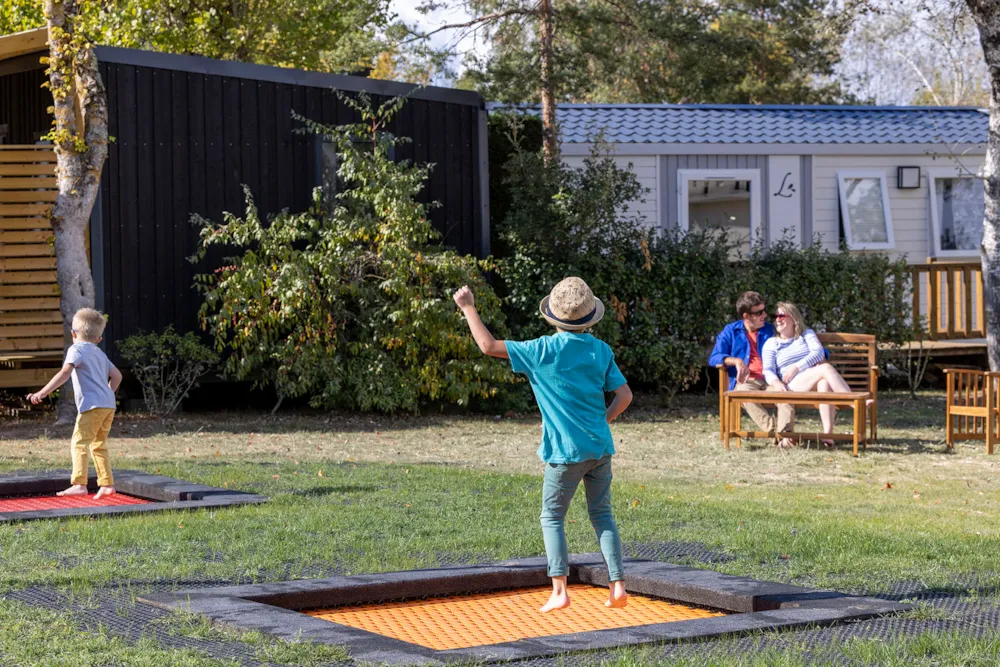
top-left (487, 104), bottom-right (989, 145)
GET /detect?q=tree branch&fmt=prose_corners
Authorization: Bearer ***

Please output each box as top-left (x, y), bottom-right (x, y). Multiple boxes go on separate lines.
top-left (401, 8), bottom-right (536, 45)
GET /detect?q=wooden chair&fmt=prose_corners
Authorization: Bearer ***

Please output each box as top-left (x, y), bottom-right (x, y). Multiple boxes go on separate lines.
top-left (718, 333), bottom-right (879, 454)
top-left (944, 369), bottom-right (999, 454)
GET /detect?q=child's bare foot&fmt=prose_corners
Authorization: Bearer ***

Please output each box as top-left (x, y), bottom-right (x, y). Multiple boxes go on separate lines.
top-left (57, 485), bottom-right (88, 497)
top-left (866, 398), bottom-right (875, 408)
top-left (539, 589), bottom-right (571, 613)
top-left (94, 486), bottom-right (116, 499)
top-left (776, 437), bottom-right (796, 449)
top-left (606, 580), bottom-right (628, 608)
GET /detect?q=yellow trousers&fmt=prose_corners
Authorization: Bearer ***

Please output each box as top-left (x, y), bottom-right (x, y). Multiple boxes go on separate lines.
top-left (71, 408), bottom-right (116, 487)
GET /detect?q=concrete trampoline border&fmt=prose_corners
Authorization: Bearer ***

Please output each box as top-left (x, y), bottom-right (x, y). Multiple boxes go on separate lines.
top-left (139, 555), bottom-right (910, 666)
top-left (0, 470), bottom-right (268, 522)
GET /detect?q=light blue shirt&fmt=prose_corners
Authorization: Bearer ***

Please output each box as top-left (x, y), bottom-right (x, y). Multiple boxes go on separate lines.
top-left (506, 332), bottom-right (627, 464)
top-left (65, 342), bottom-right (116, 413)
top-left (761, 329), bottom-right (826, 385)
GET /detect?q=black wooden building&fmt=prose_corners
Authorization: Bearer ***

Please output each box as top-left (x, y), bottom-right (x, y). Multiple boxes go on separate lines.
top-left (0, 29), bottom-right (489, 362)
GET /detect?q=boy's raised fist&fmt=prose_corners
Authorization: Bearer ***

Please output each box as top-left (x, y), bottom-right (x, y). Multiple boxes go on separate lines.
top-left (452, 285), bottom-right (475, 309)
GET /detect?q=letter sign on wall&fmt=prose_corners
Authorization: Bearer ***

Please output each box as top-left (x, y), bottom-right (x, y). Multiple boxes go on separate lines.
top-left (767, 156), bottom-right (801, 246)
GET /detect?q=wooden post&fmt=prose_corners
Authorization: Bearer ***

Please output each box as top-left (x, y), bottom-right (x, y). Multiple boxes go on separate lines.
top-left (964, 266), bottom-right (974, 337)
top-left (929, 266), bottom-right (940, 340)
top-left (987, 373), bottom-right (996, 455)
top-left (852, 399), bottom-right (861, 457)
top-left (911, 267), bottom-right (922, 334)
top-left (718, 366), bottom-right (728, 443)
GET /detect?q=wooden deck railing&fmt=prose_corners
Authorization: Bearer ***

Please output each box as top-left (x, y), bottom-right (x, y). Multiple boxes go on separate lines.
top-left (909, 261), bottom-right (985, 340)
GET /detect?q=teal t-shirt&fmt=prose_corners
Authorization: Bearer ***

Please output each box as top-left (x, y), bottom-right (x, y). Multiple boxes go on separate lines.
top-left (506, 332), bottom-right (628, 464)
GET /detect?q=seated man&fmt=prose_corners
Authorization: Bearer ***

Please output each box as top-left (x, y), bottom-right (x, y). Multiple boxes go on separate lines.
top-left (708, 291), bottom-right (794, 441)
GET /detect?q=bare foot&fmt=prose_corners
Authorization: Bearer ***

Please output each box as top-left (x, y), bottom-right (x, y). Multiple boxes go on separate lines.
top-left (822, 439), bottom-right (835, 448)
top-left (605, 581), bottom-right (629, 608)
top-left (539, 590), bottom-right (571, 613)
top-left (866, 398), bottom-right (875, 408)
top-left (94, 486), bottom-right (117, 499)
top-left (57, 485), bottom-right (88, 497)
top-left (776, 438), bottom-right (796, 449)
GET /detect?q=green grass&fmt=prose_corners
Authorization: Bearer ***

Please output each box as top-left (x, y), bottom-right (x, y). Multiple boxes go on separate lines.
top-left (589, 631), bottom-right (1000, 666)
top-left (0, 599), bottom-right (238, 667)
top-left (0, 391), bottom-right (997, 664)
top-left (0, 456), bottom-right (997, 594)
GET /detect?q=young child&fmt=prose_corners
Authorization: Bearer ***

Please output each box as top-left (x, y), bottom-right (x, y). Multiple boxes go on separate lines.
top-left (453, 277), bottom-right (633, 613)
top-left (27, 308), bottom-right (123, 499)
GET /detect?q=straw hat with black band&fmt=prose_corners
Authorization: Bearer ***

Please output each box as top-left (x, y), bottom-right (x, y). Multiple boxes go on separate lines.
top-left (538, 277), bottom-right (605, 332)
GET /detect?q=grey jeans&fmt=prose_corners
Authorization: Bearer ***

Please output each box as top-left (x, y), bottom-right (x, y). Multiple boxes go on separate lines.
top-left (540, 455), bottom-right (624, 581)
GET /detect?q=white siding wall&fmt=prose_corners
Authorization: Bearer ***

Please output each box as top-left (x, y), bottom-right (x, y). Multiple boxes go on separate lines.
top-left (812, 154), bottom-right (986, 261)
top-left (561, 155), bottom-right (658, 229)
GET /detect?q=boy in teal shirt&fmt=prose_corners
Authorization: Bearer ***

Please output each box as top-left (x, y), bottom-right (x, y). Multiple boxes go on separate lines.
top-left (453, 277), bottom-right (633, 613)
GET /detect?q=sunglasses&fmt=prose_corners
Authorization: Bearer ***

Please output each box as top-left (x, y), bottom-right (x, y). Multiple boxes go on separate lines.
top-left (773, 313), bottom-right (788, 320)
top-left (749, 308), bottom-right (767, 317)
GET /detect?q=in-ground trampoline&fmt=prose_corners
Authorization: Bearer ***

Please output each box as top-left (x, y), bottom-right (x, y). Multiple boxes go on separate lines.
top-left (0, 470), bottom-right (267, 522)
top-left (142, 555), bottom-right (908, 666)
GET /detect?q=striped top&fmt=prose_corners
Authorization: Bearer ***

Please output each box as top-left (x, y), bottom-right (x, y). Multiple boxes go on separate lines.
top-left (762, 329), bottom-right (826, 385)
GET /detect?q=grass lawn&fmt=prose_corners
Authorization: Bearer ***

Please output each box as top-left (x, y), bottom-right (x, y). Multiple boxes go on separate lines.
top-left (2, 390), bottom-right (1000, 665)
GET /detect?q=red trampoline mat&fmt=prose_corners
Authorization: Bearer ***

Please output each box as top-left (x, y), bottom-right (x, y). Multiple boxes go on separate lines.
top-left (0, 493), bottom-right (153, 512)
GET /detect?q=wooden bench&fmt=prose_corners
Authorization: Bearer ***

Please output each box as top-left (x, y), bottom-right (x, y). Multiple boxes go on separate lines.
top-left (717, 332), bottom-right (879, 456)
top-left (944, 368), bottom-right (999, 454)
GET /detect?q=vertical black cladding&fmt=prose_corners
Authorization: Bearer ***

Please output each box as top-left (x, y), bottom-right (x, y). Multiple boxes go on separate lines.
top-left (0, 64), bottom-right (50, 144)
top-left (86, 54), bottom-right (484, 360)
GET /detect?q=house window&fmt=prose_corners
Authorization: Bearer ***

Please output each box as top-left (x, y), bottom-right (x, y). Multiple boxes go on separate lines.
top-left (677, 169), bottom-right (761, 257)
top-left (836, 171), bottom-right (895, 250)
top-left (927, 167), bottom-right (984, 258)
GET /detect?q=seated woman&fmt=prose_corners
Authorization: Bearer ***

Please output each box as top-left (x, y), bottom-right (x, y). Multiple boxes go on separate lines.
top-left (762, 302), bottom-right (852, 448)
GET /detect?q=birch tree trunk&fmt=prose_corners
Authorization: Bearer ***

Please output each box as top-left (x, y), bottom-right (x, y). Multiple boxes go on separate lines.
top-left (45, 0), bottom-right (108, 423)
top-left (538, 0), bottom-right (557, 162)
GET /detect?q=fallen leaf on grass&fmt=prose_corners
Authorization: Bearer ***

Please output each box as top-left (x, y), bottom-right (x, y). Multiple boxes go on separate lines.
top-left (882, 482), bottom-right (893, 490)
top-left (185, 447), bottom-right (191, 453)
top-left (318, 469), bottom-right (324, 477)
top-left (630, 498), bottom-right (641, 508)
top-left (780, 554), bottom-right (791, 560)
top-left (272, 475), bottom-right (280, 480)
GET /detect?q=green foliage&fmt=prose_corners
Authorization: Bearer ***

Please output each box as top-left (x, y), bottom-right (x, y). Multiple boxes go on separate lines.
top-left (496, 142), bottom-right (726, 398)
top-left (0, 0), bottom-right (43, 34)
top-left (487, 111), bottom-right (543, 254)
top-left (1, 0), bottom-right (395, 75)
top-left (496, 146), bottom-right (919, 401)
top-left (461, 0), bottom-right (857, 104)
top-left (192, 93), bottom-right (513, 413)
top-left (118, 325), bottom-right (218, 416)
top-left (735, 239), bottom-right (921, 352)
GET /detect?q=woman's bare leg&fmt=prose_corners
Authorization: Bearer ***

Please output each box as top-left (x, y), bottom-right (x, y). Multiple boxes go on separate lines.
top-left (790, 364), bottom-right (851, 438)
top-left (815, 379), bottom-right (835, 440)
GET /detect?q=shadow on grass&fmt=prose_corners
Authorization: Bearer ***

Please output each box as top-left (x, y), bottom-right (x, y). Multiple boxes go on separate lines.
top-left (287, 485), bottom-right (382, 498)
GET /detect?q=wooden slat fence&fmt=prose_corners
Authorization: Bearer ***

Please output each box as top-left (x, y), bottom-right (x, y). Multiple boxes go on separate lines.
top-left (909, 261), bottom-right (985, 341)
top-left (0, 145), bottom-right (63, 389)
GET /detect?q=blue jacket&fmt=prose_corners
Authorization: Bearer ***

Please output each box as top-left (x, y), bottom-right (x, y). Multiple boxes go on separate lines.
top-left (708, 321), bottom-right (775, 390)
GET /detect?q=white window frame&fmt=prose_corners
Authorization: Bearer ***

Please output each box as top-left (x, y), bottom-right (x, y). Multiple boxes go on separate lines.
top-left (927, 166), bottom-right (985, 259)
top-left (836, 170), bottom-right (895, 251)
top-left (677, 169), bottom-right (762, 243)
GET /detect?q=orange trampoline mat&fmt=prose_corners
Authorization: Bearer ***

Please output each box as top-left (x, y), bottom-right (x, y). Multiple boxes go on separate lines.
top-left (305, 584), bottom-right (727, 650)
